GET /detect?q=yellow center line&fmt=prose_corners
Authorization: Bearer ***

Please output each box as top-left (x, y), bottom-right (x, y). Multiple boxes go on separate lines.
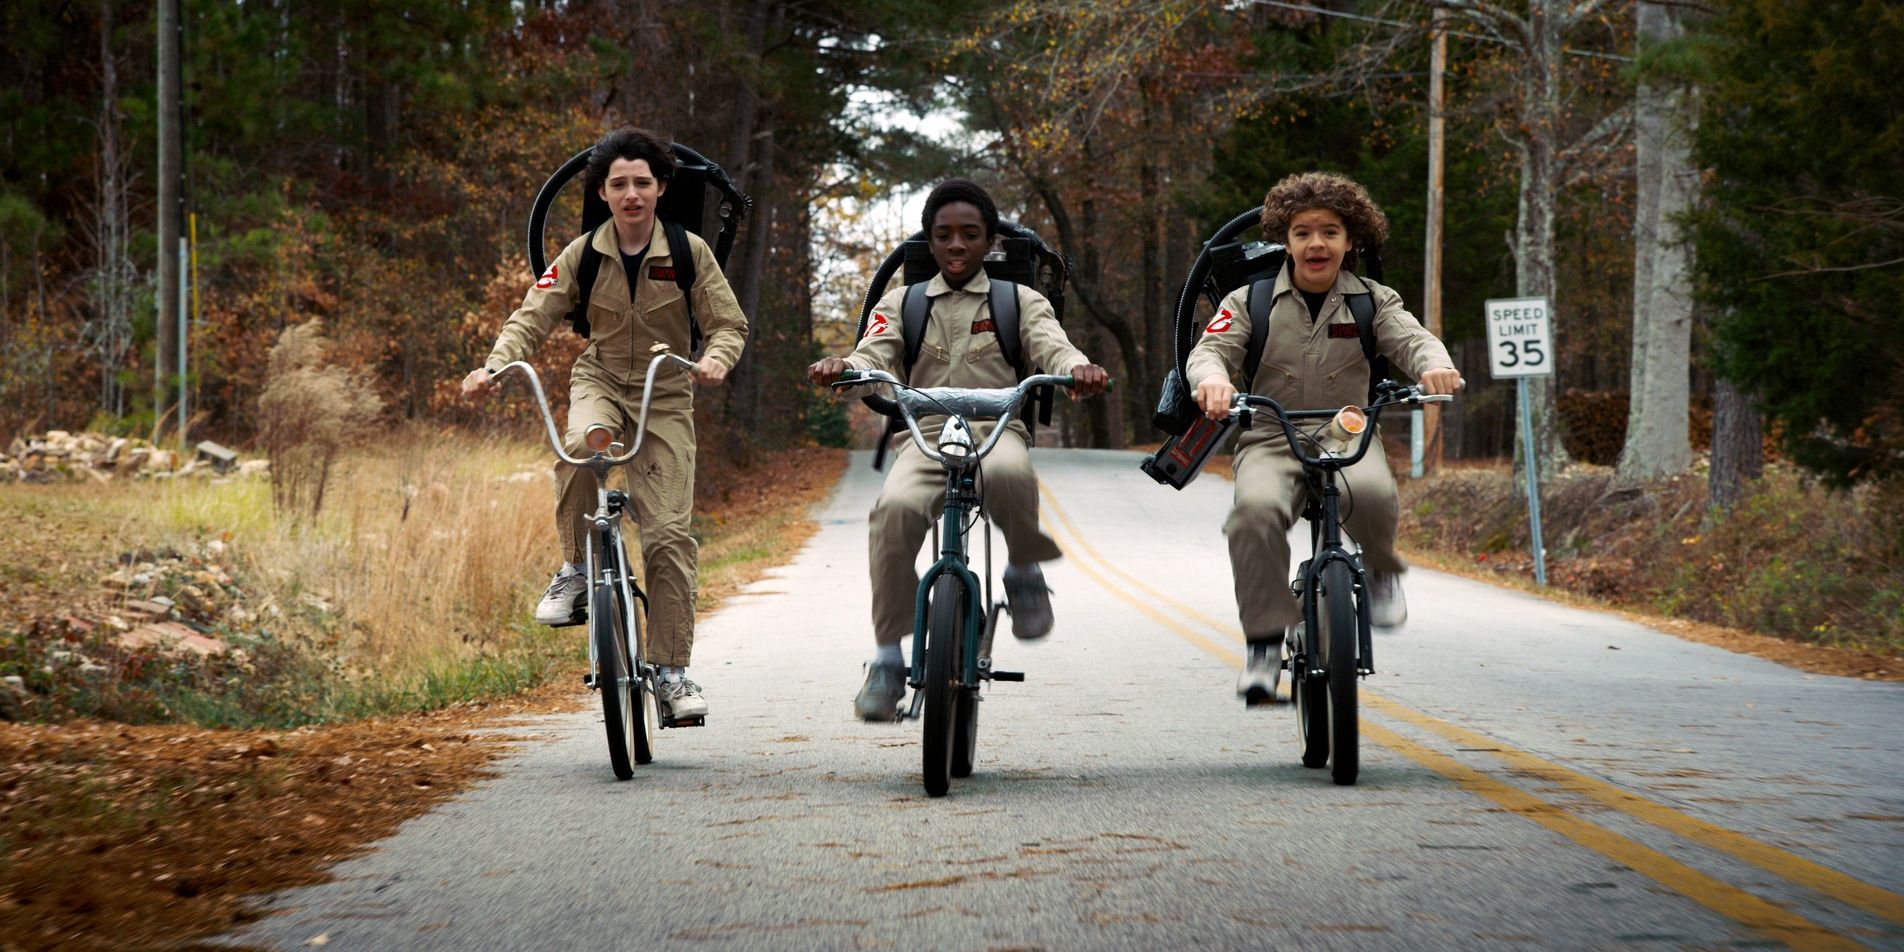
top-left (1038, 481), bottom-right (1894, 946)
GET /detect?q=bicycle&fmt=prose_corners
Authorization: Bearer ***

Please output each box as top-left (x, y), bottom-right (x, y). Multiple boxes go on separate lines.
top-left (1227, 380), bottom-right (1451, 786)
top-left (831, 367), bottom-right (1085, 797)
top-left (490, 348), bottom-right (702, 781)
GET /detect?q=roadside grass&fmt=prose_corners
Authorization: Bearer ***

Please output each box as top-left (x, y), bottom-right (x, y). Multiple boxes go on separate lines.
top-left (1396, 460), bottom-right (1904, 658)
top-left (0, 436), bottom-right (851, 729)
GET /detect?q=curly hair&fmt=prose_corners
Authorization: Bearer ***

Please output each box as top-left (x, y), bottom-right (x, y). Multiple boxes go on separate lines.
top-left (585, 126), bottom-right (676, 197)
top-left (921, 178), bottom-right (1000, 239)
top-left (1261, 171), bottom-right (1389, 271)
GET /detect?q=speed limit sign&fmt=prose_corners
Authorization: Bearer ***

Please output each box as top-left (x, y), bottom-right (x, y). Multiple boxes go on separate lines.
top-left (1485, 297), bottom-right (1553, 379)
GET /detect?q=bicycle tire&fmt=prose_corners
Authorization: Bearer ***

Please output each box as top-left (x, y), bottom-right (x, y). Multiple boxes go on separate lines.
top-left (619, 582), bottom-right (655, 765)
top-left (1293, 623), bottom-right (1328, 769)
top-left (591, 584), bottom-right (637, 781)
top-left (954, 603), bottom-right (1002, 779)
top-left (922, 574), bottom-right (964, 797)
top-left (1318, 561), bottom-right (1359, 785)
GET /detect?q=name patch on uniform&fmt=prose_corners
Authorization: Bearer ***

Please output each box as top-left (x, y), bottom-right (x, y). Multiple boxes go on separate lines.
top-left (1328, 323), bottom-right (1361, 339)
top-left (1206, 309), bottom-right (1236, 334)
top-left (534, 263), bottom-right (558, 290)
top-left (971, 318), bottom-right (997, 335)
top-left (648, 266), bottom-right (677, 282)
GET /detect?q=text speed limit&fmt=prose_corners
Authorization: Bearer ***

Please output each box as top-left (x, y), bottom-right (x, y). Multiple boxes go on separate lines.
top-left (1485, 297), bottom-right (1553, 379)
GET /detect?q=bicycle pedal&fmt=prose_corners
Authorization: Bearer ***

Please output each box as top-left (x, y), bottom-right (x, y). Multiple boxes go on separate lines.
top-left (1244, 687), bottom-right (1283, 707)
top-left (989, 670), bottom-right (1025, 682)
top-left (548, 609), bottom-right (587, 629)
top-left (664, 715), bottom-right (706, 728)
top-left (582, 673), bottom-right (596, 689)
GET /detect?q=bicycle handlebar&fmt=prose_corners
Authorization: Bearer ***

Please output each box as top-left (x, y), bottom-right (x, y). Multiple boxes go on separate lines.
top-left (831, 368), bottom-right (1082, 467)
top-left (492, 350), bottom-right (699, 467)
top-left (1230, 381), bottom-right (1452, 470)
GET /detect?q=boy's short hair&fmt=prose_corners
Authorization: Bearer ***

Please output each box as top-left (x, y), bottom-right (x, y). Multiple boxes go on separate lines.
top-left (586, 127), bottom-right (676, 196)
top-left (922, 178), bottom-right (1000, 239)
top-left (1262, 171), bottom-right (1389, 271)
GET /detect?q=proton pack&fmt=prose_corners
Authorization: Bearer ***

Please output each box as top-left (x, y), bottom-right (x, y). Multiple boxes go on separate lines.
top-left (852, 222), bottom-right (1071, 470)
top-left (526, 142), bottom-right (752, 355)
top-left (1140, 204), bottom-right (1386, 490)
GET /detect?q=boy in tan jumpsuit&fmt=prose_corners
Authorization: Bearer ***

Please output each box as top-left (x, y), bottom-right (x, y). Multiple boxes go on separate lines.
top-left (459, 127), bottom-right (748, 721)
top-left (1186, 171), bottom-right (1461, 704)
top-left (807, 179), bottom-right (1109, 721)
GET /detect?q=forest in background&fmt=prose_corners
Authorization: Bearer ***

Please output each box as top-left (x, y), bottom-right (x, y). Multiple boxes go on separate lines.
top-left (0, 0), bottom-right (1897, 492)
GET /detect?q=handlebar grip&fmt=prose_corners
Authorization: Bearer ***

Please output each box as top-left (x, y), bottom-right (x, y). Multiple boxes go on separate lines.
top-left (833, 369), bottom-right (864, 386)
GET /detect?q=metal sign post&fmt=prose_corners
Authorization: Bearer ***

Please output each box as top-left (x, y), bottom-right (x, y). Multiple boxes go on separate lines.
top-left (1485, 296), bottom-right (1552, 586)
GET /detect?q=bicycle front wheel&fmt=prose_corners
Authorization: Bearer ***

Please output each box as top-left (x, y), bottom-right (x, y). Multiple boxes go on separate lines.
top-left (620, 584), bottom-right (655, 765)
top-left (1318, 561), bottom-right (1359, 785)
top-left (592, 584), bottom-right (638, 781)
top-left (922, 574), bottom-right (965, 797)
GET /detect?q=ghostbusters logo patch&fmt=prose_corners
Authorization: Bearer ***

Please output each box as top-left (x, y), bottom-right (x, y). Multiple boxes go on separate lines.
top-left (1206, 308), bottom-right (1236, 334)
top-left (865, 312), bottom-right (890, 338)
top-left (534, 263), bottom-right (558, 290)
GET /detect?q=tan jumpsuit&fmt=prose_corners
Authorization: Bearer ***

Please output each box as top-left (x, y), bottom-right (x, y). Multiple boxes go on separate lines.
top-left (842, 272), bottom-right (1089, 646)
top-left (1184, 268), bottom-right (1454, 640)
top-left (484, 219), bottom-right (747, 666)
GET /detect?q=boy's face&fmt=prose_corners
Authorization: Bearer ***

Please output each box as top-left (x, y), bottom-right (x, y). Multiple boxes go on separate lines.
top-left (1286, 207), bottom-right (1350, 293)
top-left (599, 157), bottom-right (668, 237)
top-left (928, 201), bottom-right (989, 287)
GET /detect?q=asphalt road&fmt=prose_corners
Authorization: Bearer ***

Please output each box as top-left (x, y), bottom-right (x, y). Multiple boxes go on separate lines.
top-left (228, 449), bottom-right (1903, 951)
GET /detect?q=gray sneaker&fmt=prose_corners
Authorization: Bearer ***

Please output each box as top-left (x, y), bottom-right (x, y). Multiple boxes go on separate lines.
top-left (1237, 638), bottom-right (1284, 706)
top-left (1003, 563), bottom-right (1053, 640)
top-left (534, 570), bottom-right (587, 626)
top-left (854, 662), bottom-right (906, 722)
top-left (658, 678), bottom-right (708, 721)
top-left (1368, 571), bottom-right (1408, 628)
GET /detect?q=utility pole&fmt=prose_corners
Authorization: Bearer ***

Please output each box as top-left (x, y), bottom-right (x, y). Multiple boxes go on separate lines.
top-left (1421, 8), bottom-right (1448, 472)
top-left (156, 0), bottom-right (181, 438)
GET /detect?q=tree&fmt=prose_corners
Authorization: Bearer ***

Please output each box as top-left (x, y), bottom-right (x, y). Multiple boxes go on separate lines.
top-left (1688, 0), bottom-right (1904, 484)
top-left (1430, 0), bottom-right (1634, 475)
top-left (1615, 0), bottom-right (1697, 481)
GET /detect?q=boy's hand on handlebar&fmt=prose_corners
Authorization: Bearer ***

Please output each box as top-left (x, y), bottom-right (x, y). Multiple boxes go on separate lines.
top-left (460, 367), bottom-right (496, 398)
top-left (1068, 363), bottom-right (1110, 399)
top-left (807, 356), bottom-right (851, 387)
top-left (694, 356), bottom-right (729, 387)
top-left (1195, 373), bottom-right (1236, 420)
top-left (1419, 367), bottom-right (1464, 396)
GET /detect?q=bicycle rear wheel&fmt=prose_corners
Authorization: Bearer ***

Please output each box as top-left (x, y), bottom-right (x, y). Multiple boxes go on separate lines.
top-left (592, 584), bottom-right (638, 780)
top-left (1293, 623), bottom-right (1328, 769)
top-left (1318, 561), bottom-right (1359, 785)
top-left (619, 584), bottom-right (655, 765)
top-left (922, 574), bottom-right (964, 797)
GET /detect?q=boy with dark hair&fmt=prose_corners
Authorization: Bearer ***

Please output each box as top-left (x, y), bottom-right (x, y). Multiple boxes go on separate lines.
top-left (459, 126), bottom-right (748, 721)
top-left (808, 178), bottom-right (1110, 721)
top-left (1187, 171), bottom-right (1461, 704)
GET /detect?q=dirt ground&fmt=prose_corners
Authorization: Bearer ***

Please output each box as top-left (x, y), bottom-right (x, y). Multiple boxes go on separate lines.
top-left (0, 447), bottom-right (847, 951)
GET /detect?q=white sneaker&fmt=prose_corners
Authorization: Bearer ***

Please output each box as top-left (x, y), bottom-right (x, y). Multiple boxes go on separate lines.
top-left (1237, 638), bottom-right (1283, 706)
top-left (534, 570), bottom-right (587, 626)
top-left (1367, 571), bottom-right (1408, 628)
top-left (659, 678), bottom-right (708, 721)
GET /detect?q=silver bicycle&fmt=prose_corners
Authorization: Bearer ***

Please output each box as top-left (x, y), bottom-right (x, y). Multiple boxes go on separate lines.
top-left (491, 348), bottom-right (700, 780)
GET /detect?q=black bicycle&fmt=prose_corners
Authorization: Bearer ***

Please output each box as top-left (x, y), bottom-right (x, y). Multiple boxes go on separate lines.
top-left (1229, 381), bottom-right (1451, 786)
top-left (832, 367), bottom-right (1084, 797)
top-left (491, 349), bottom-right (701, 781)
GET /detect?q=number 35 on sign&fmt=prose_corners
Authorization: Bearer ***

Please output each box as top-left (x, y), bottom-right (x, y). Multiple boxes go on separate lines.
top-left (1485, 297), bottom-right (1553, 379)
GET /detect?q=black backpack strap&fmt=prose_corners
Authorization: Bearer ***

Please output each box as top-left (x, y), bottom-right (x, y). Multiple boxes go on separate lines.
top-left (1346, 286), bottom-right (1387, 399)
top-left (662, 220), bottom-right (702, 355)
top-left (872, 282), bottom-right (934, 472)
top-left (987, 280), bottom-right (1051, 435)
top-left (563, 238), bottom-right (606, 339)
top-left (1243, 278), bottom-right (1274, 393)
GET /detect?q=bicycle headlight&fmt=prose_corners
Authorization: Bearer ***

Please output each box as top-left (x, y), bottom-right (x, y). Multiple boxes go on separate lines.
top-left (937, 417), bottom-right (975, 461)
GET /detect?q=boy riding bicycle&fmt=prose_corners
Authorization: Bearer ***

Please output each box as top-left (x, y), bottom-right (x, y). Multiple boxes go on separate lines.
top-left (459, 127), bottom-right (748, 722)
top-left (807, 179), bottom-right (1109, 721)
top-left (1186, 172), bottom-right (1462, 704)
